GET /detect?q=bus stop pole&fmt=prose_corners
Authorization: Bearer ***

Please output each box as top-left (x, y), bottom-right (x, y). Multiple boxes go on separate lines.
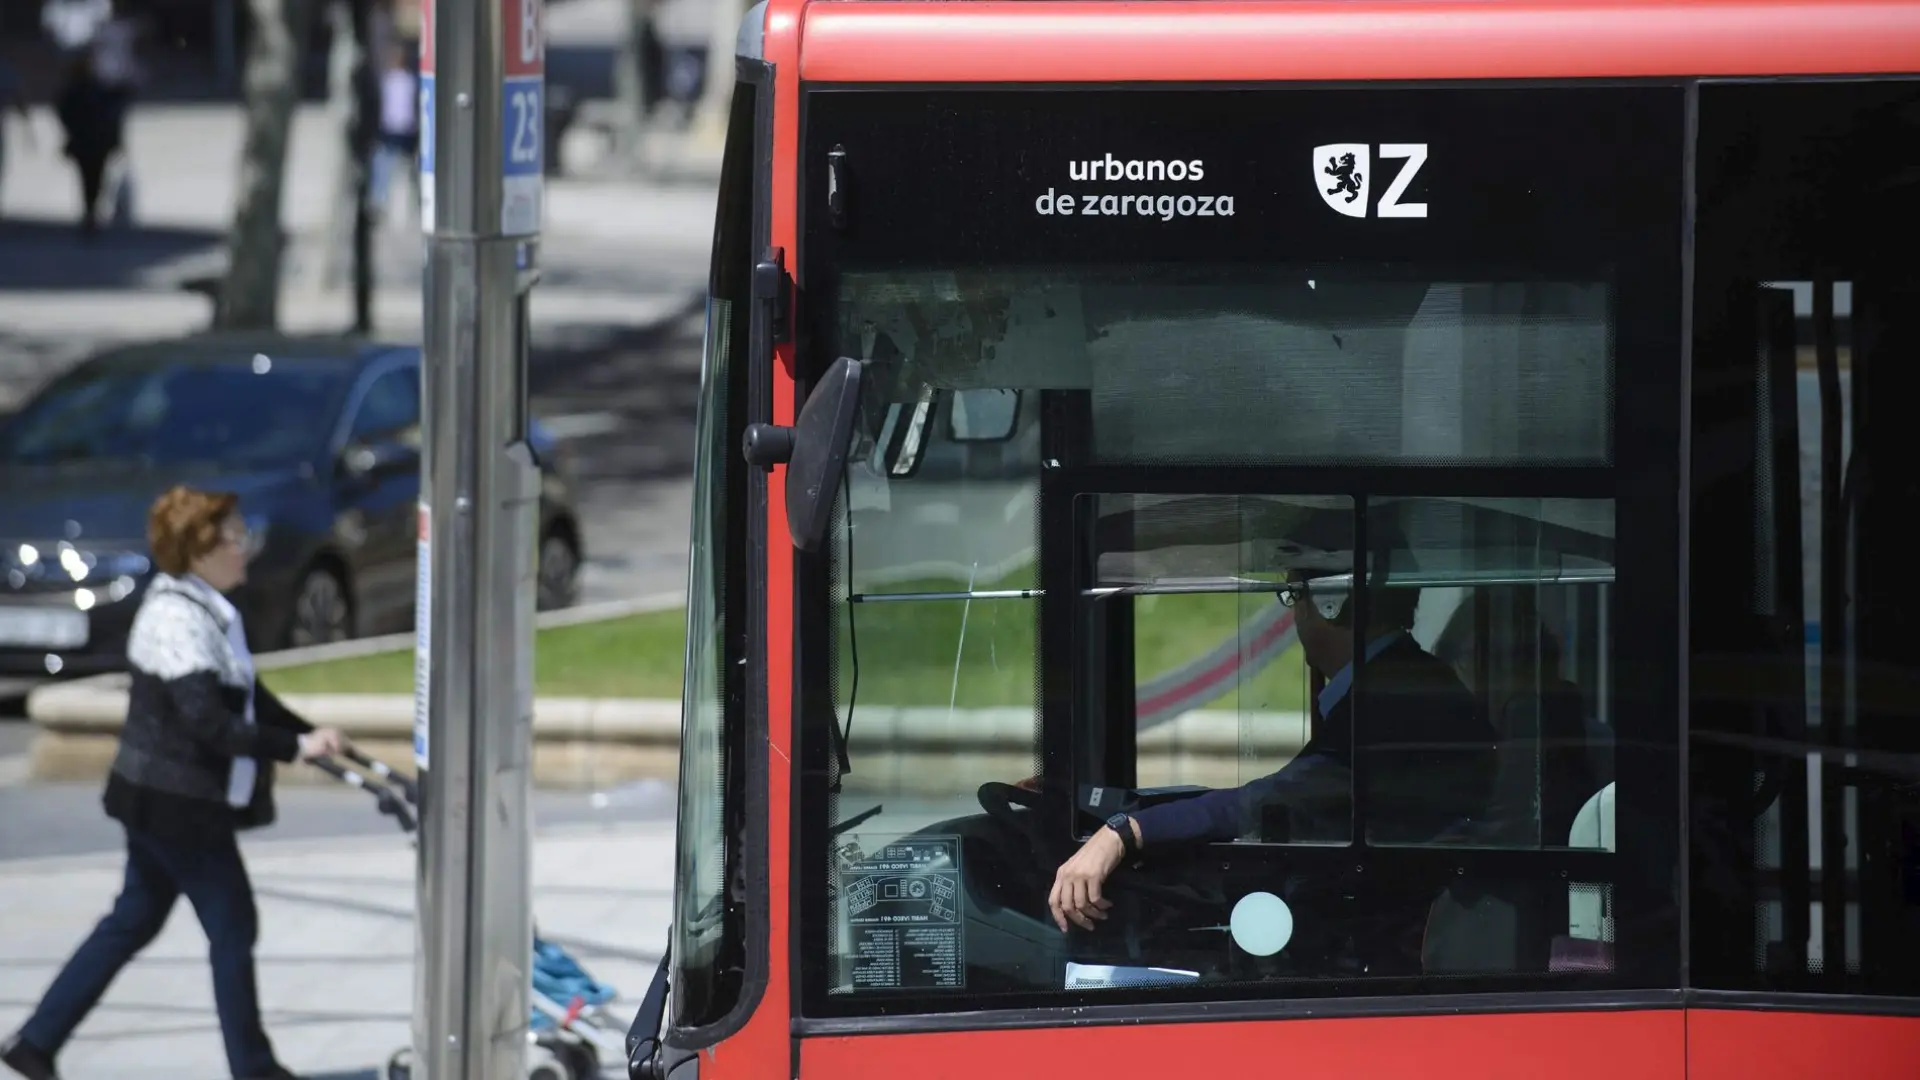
top-left (412, 0), bottom-right (546, 1077)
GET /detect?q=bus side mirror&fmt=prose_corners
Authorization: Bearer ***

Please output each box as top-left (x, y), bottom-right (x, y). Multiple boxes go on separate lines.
top-left (743, 356), bottom-right (867, 553)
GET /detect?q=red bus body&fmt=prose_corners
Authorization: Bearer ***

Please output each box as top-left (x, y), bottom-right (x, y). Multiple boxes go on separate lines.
top-left (640, 3), bottom-right (1920, 1078)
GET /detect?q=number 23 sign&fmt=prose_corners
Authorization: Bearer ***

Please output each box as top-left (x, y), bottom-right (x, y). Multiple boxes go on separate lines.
top-left (418, 0), bottom-right (545, 237)
top-left (500, 0), bottom-right (545, 236)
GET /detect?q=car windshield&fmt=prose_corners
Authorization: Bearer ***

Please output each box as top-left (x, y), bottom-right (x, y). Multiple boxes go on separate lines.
top-left (0, 358), bottom-right (349, 468)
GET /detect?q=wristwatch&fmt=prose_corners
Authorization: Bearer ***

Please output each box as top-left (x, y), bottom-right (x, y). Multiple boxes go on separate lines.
top-left (1105, 812), bottom-right (1139, 859)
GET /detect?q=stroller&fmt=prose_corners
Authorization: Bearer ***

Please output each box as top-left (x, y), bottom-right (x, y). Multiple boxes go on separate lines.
top-left (310, 749), bottom-right (629, 1080)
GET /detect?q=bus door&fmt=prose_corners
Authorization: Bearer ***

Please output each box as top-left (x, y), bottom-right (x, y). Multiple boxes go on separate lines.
top-left (785, 83), bottom-right (1685, 1075)
top-left (1686, 79), bottom-right (1920, 1068)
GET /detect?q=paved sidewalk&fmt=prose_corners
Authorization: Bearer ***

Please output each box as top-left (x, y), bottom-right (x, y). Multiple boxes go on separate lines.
top-left (0, 821), bottom-right (671, 1080)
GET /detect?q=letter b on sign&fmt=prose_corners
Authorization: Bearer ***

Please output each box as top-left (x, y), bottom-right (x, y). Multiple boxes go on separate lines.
top-left (520, 0), bottom-right (542, 67)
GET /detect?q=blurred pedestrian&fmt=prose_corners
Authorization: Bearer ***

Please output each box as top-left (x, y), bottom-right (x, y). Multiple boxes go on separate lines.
top-left (0, 55), bottom-right (32, 219)
top-left (40, 0), bottom-right (111, 57)
top-left (370, 41), bottom-right (419, 225)
top-left (0, 486), bottom-right (352, 1080)
top-left (52, 51), bottom-right (119, 240)
top-left (88, 0), bottom-right (144, 227)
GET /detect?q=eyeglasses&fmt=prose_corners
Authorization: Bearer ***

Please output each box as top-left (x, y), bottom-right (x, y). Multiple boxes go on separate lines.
top-left (1275, 581), bottom-right (1308, 608)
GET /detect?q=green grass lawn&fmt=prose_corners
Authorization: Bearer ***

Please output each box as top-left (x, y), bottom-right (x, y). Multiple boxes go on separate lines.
top-left (264, 578), bottom-right (1308, 708)
top-left (264, 607), bottom-right (689, 699)
top-left (837, 577), bottom-right (1307, 710)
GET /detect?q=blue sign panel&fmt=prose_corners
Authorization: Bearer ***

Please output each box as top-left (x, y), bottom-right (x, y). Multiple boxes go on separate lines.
top-left (418, 72), bottom-right (436, 231)
top-left (500, 75), bottom-right (543, 236)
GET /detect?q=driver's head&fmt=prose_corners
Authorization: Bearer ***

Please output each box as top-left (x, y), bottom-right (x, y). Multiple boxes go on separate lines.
top-left (1287, 577), bottom-right (1418, 675)
top-left (1280, 517), bottom-right (1421, 676)
top-left (1273, 514), bottom-right (1420, 674)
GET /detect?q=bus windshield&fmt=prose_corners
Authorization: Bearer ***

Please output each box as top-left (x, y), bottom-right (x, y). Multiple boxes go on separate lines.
top-left (801, 262), bottom-right (1636, 1010)
top-left (793, 81), bottom-right (1685, 1018)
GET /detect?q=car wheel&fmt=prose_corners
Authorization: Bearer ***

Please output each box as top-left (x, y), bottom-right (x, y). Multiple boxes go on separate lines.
top-left (290, 566), bottom-right (354, 647)
top-left (537, 531), bottom-right (579, 612)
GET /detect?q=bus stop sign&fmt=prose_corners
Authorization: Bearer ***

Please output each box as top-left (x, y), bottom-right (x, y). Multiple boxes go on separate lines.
top-left (501, 0), bottom-right (545, 236)
top-left (417, 0), bottom-right (544, 236)
top-left (417, 0), bottom-right (434, 232)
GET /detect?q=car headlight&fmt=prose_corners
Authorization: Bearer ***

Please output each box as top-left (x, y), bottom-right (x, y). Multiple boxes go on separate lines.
top-left (47, 546), bottom-right (150, 584)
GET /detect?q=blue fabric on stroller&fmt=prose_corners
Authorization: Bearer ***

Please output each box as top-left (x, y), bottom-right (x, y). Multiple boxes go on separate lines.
top-left (530, 936), bottom-right (618, 1030)
top-left (306, 751), bottom-right (621, 1038)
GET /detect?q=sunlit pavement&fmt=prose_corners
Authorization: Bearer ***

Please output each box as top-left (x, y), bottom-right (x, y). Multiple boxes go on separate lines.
top-left (0, 807), bottom-right (674, 1080)
top-left (0, 104), bottom-right (717, 349)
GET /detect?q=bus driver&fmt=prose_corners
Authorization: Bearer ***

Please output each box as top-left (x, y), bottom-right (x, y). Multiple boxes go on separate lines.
top-left (1045, 571), bottom-right (1500, 937)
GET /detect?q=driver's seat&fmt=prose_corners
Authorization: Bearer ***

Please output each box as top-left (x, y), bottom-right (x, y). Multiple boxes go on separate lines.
top-left (1419, 781), bottom-right (1618, 976)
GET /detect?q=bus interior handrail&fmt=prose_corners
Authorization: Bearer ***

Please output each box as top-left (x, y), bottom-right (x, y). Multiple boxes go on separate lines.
top-left (846, 566), bottom-right (1617, 603)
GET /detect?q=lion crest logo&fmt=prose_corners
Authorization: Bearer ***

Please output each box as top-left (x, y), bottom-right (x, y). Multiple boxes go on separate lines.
top-left (1313, 143), bottom-right (1371, 218)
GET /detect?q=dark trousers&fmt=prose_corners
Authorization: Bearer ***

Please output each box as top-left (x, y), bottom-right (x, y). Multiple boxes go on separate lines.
top-left (73, 152), bottom-right (108, 236)
top-left (18, 825), bottom-right (279, 1078)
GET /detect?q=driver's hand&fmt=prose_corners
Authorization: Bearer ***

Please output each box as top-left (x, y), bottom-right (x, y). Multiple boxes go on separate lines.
top-left (1013, 775), bottom-right (1042, 793)
top-left (1048, 827), bottom-right (1123, 932)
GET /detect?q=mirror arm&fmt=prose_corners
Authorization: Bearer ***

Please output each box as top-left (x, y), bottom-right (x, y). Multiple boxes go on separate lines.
top-left (753, 246), bottom-right (792, 344)
top-left (742, 423), bottom-right (795, 470)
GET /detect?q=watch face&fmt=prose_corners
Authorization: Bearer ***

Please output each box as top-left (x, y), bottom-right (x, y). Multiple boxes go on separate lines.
top-left (1107, 813), bottom-right (1129, 833)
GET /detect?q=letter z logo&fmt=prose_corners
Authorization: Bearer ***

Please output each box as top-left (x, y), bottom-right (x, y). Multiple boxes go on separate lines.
top-left (1313, 142), bottom-right (1428, 218)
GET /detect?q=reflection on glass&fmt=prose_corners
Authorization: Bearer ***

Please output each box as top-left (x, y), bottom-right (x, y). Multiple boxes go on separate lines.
top-left (838, 267), bottom-right (1613, 467)
top-left (948, 388), bottom-right (1020, 442)
top-left (671, 297), bottom-right (735, 1024)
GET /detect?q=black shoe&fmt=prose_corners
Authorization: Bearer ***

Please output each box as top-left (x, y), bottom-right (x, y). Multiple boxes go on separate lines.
top-left (0, 1033), bottom-right (58, 1080)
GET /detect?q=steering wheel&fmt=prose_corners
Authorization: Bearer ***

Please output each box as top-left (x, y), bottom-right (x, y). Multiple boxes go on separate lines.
top-left (977, 781), bottom-right (1069, 864)
top-left (975, 782), bottom-right (1228, 917)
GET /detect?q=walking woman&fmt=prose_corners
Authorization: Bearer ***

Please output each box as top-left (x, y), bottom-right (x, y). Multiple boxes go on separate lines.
top-left (2, 487), bottom-right (352, 1080)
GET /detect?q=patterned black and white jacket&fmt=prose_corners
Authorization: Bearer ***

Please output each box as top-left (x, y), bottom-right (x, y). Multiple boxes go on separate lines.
top-left (103, 573), bottom-right (314, 837)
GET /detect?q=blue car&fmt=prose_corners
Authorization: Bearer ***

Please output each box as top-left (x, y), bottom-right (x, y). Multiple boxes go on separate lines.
top-left (0, 333), bottom-right (584, 681)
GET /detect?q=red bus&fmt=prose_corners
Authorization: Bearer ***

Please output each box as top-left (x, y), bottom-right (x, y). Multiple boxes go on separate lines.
top-left (624, 3), bottom-right (1920, 1077)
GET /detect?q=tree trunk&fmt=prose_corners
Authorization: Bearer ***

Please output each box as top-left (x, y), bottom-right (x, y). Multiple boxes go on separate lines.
top-left (319, 0), bottom-right (374, 331)
top-left (348, 0), bottom-right (374, 334)
top-left (693, 0), bottom-right (746, 141)
top-left (216, 0), bottom-right (314, 330)
top-left (321, 0), bottom-right (354, 289)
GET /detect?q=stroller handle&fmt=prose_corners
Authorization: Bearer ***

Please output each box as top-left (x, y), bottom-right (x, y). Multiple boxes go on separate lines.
top-left (307, 757), bottom-right (353, 783)
top-left (309, 754), bottom-right (419, 834)
top-left (342, 745), bottom-right (421, 805)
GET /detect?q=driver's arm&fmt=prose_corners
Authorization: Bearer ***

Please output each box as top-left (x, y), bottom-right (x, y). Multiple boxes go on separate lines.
top-left (1130, 749), bottom-right (1351, 848)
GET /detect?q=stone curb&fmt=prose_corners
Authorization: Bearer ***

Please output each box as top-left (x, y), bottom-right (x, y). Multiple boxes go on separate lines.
top-left (22, 584), bottom-right (1308, 794)
top-left (30, 692), bottom-right (1306, 794)
top-left (27, 695), bottom-right (683, 792)
top-left (24, 595), bottom-right (687, 791)
top-left (0, 816), bottom-right (673, 875)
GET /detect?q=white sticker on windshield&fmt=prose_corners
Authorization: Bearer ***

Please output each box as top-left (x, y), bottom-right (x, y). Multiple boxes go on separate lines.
top-left (842, 836), bottom-right (966, 992)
